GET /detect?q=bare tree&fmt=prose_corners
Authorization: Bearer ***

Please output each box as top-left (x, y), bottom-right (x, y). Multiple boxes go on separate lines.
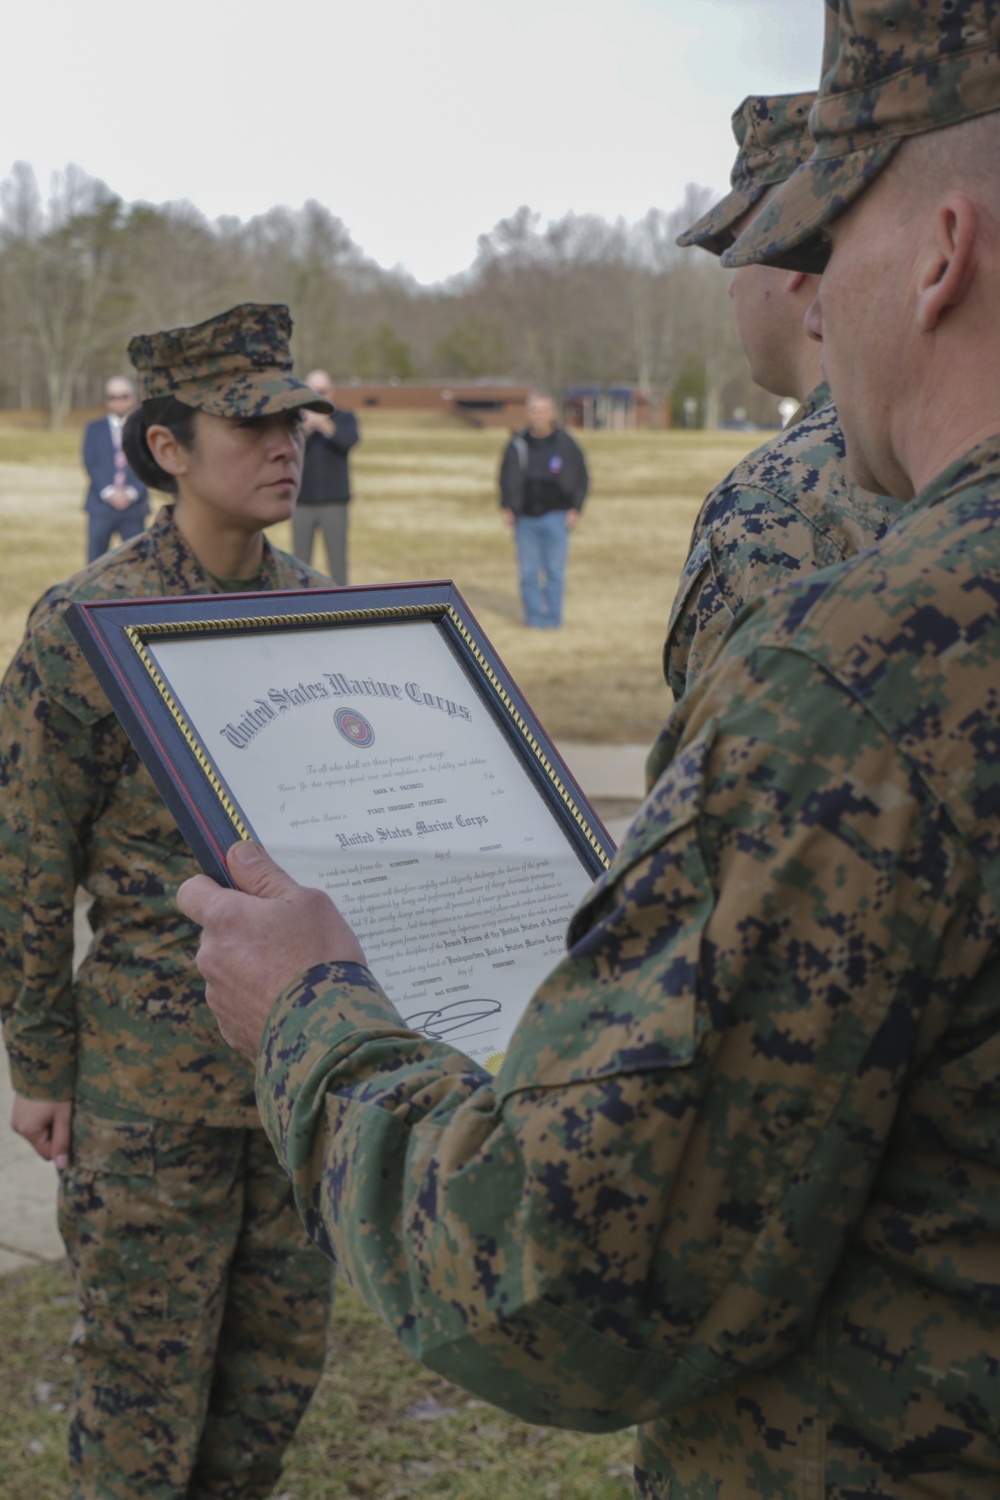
top-left (624, 190), bottom-right (716, 395)
top-left (434, 315), bottom-right (509, 378)
top-left (116, 200), bottom-right (231, 336)
top-left (0, 161), bottom-right (764, 427)
top-left (0, 163), bottom-right (125, 428)
top-left (469, 207), bottom-right (628, 393)
top-left (236, 200), bottom-right (358, 372)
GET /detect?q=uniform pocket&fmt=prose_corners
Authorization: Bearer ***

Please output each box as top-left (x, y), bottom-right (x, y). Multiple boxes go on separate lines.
top-left (59, 1111), bottom-right (172, 1324)
top-left (68, 1109), bottom-right (156, 1177)
top-left (568, 723), bottom-right (717, 952)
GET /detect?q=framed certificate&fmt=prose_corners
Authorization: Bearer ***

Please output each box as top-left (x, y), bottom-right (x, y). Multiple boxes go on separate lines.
top-left (67, 581), bottom-right (614, 1069)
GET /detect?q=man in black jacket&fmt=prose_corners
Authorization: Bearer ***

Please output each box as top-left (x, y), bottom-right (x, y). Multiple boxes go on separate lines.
top-left (499, 392), bottom-right (588, 627)
top-left (292, 370), bottom-right (360, 583)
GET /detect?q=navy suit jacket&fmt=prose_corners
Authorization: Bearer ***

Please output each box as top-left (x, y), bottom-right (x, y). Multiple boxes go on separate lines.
top-left (82, 417), bottom-right (150, 518)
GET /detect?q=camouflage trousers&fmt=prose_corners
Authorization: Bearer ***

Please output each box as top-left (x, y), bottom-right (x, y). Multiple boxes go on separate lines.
top-left (57, 1105), bottom-right (334, 1499)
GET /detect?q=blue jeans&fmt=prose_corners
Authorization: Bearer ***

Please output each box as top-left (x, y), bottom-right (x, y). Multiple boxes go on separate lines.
top-left (515, 511), bottom-right (570, 627)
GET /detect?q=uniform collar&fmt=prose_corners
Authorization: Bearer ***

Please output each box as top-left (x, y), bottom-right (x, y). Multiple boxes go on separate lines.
top-left (910, 433), bottom-right (1000, 520)
top-left (148, 504), bottom-right (282, 594)
top-left (786, 381), bottom-right (831, 428)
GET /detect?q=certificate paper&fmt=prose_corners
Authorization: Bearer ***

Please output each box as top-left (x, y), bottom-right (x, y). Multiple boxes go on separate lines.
top-left (68, 585), bottom-right (613, 1069)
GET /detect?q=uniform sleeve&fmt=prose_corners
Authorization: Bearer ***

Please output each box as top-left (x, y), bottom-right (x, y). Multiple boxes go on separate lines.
top-left (0, 608), bottom-right (125, 1098)
top-left (662, 527), bottom-right (725, 701)
top-left (254, 644), bottom-right (974, 1432)
top-left (498, 441), bottom-right (519, 511)
top-left (663, 482), bottom-right (850, 701)
top-left (569, 438), bottom-right (589, 510)
top-left (81, 421), bottom-right (100, 486)
top-left (328, 410), bottom-right (359, 455)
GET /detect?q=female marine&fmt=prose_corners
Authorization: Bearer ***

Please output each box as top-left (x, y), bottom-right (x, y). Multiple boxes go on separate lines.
top-left (0, 304), bottom-right (335, 1499)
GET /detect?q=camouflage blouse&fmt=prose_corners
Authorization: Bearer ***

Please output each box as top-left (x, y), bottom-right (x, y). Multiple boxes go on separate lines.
top-left (664, 383), bottom-right (903, 700)
top-left (0, 505), bottom-right (326, 1124)
top-left (255, 437), bottom-right (1000, 1497)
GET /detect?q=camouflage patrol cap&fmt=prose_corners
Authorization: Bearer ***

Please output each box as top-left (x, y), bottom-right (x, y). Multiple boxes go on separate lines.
top-left (127, 303), bottom-right (333, 419)
top-left (723, 0), bottom-right (1000, 273)
top-left (677, 92), bottom-right (816, 255)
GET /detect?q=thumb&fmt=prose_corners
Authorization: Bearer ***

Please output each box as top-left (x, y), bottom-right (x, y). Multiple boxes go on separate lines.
top-left (225, 840), bottom-right (301, 900)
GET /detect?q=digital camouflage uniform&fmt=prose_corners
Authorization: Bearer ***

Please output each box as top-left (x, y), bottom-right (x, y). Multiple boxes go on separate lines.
top-left (125, 301), bottom-right (331, 421)
top-left (219, 12), bottom-right (1000, 1499)
top-left (668, 91), bottom-right (902, 701)
top-left (675, 91), bottom-right (818, 260)
top-left (253, 431), bottom-right (1000, 1500)
top-left (0, 305), bottom-right (336, 1500)
top-left (664, 381), bottom-right (901, 699)
top-left (721, 2), bottom-right (1000, 277)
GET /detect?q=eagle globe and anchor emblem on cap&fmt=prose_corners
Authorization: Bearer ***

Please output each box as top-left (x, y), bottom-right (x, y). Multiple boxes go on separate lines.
top-left (334, 707), bottom-right (375, 747)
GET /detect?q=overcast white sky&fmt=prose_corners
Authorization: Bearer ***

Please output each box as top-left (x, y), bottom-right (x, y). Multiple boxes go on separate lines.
top-left (4, 0), bottom-right (826, 285)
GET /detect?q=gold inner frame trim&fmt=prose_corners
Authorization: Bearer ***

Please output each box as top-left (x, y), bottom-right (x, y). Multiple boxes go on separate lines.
top-left (125, 603), bottom-right (612, 870)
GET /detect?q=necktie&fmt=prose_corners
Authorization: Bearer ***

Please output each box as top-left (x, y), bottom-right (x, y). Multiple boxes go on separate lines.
top-left (112, 420), bottom-right (126, 493)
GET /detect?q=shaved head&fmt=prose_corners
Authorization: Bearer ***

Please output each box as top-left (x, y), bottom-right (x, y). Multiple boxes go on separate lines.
top-left (105, 376), bottom-right (136, 401)
top-left (808, 106), bottom-right (1000, 500)
top-left (305, 370), bottom-right (334, 397)
top-left (887, 112), bottom-right (1000, 228)
top-left (525, 392), bottom-right (558, 437)
top-left (904, 111), bottom-right (1000, 188)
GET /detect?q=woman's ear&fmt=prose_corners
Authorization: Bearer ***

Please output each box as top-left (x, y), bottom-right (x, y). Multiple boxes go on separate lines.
top-left (916, 193), bottom-right (978, 334)
top-left (146, 424), bottom-right (190, 477)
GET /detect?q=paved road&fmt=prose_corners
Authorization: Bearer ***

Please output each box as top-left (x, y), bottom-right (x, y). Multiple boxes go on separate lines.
top-left (0, 743), bottom-right (649, 1274)
top-left (0, 1033), bottom-right (64, 1273)
top-left (0, 895), bottom-right (93, 1272)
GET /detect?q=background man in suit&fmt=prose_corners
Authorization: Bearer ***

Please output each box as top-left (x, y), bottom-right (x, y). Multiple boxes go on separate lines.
top-left (292, 370), bottom-right (361, 584)
top-left (81, 377), bottom-right (150, 562)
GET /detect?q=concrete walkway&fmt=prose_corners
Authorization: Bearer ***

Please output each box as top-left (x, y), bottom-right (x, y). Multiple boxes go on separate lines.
top-left (557, 741), bottom-right (648, 838)
top-left (0, 1038), bottom-right (65, 1273)
top-left (0, 743), bottom-right (649, 1274)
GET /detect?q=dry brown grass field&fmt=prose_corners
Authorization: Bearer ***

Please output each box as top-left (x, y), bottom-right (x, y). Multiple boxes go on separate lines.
top-left (0, 412), bottom-right (761, 745)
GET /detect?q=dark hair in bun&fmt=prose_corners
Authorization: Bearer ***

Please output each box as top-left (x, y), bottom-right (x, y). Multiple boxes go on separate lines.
top-left (122, 397), bottom-right (198, 496)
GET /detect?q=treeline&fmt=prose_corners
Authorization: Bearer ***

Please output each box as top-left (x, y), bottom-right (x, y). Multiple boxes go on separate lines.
top-left (0, 163), bottom-right (772, 430)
